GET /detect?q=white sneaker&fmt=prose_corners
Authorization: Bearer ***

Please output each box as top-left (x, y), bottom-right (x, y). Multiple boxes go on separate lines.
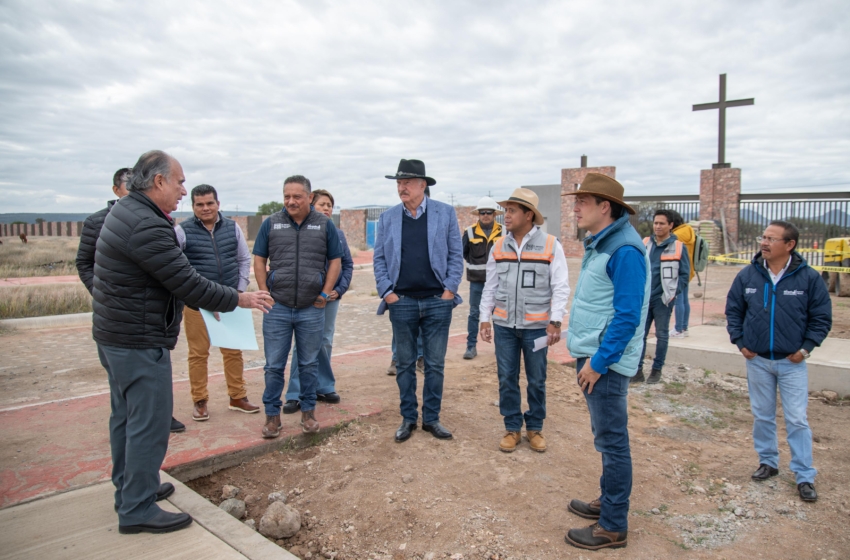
top-left (670, 330), bottom-right (688, 339)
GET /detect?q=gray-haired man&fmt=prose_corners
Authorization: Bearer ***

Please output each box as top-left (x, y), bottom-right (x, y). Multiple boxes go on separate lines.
top-left (93, 150), bottom-right (273, 534)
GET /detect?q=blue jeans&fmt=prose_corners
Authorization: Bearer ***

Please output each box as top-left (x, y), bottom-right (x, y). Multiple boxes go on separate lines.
top-left (285, 299), bottom-right (340, 401)
top-left (746, 356), bottom-right (816, 484)
top-left (674, 281), bottom-right (690, 332)
top-left (466, 281), bottom-right (485, 348)
top-left (494, 325), bottom-right (548, 431)
top-left (389, 295), bottom-right (453, 424)
top-left (391, 334), bottom-right (423, 361)
top-left (639, 296), bottom-right (673, 371)
top-left (97, 344), bottom-right (172, 526)
top-left (576, 357), bottom-right (632, 533)
top-left (262, 303), bottom-right (324, 414)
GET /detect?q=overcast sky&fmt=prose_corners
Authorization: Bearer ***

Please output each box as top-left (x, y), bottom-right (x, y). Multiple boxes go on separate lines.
top-left (1, 0), bottom-right (848, 213)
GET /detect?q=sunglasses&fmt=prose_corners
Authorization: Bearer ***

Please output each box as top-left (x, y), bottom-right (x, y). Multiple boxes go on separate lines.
top-left (479, 210), bottom-right (494, 215)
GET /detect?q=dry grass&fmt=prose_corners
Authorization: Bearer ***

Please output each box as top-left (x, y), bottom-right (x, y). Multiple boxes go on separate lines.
top-left (0, 237), bottom-right (80, 278)
top-left (0, 284), bottom-right (92, 319)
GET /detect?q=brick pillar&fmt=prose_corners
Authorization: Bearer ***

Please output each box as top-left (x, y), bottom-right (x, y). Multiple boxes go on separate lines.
top-left (340, 209), bottom-right (367, 251)
top-left (559, 166), bottom-right (616, 257)
top-left (699, 168), bottom-right (741, 247)
top-left (229, 216), bottom-right (249, 240)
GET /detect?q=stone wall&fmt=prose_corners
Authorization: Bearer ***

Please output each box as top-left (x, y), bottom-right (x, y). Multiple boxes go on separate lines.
top-left (340, 209), bottom-right (367, 250)
top-left (699, 168), bottom-right (741, 248)
top-left (559, 166), bottom-right (617, 257)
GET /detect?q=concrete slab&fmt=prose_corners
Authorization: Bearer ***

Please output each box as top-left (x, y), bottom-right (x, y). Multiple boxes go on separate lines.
top-left (0, 480), bottom-right (249, 560)
top-left (646, 325), bottom-right (850, 396)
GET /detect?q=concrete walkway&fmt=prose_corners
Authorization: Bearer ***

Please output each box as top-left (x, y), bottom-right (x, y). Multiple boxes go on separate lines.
top-left (646, 324), bottom-right (850, 396)
top-left (0, 472), bottom-right (294, 559)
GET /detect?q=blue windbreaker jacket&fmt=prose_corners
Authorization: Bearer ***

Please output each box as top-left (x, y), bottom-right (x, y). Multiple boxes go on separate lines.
top-left (725, 251), bottom-right (832, 360)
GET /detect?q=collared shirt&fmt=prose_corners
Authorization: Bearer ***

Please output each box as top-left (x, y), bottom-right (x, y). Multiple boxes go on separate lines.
top-left (175, 214), bottom-right (251, 292)
top-left (479, 225), bottom-right (571, 323)
top-left (402, 195), bottom-right (427, 220)
top-left (765, 255), bottom-right (792, 285)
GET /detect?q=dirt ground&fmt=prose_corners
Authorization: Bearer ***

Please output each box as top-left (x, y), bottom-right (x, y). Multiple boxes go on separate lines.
top-left (187, 347), bottom-right (850, 560)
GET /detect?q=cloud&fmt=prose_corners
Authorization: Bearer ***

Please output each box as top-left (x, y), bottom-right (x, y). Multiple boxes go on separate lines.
top-left (0, 0), bottom-right (848, 213)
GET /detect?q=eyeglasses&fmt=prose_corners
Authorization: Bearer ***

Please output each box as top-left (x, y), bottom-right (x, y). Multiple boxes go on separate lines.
top-left (479, 211), bottom-right (494, 215)
top-left (756, 236), bottom-right (788, 244)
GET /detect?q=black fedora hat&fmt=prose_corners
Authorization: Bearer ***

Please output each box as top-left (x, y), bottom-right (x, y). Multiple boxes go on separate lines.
top-left (385, 159), bottom-right (436, 186)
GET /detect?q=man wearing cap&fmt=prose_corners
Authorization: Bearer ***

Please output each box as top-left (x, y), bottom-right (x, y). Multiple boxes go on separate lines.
top-left (461, 197), bottom-right (504, 360)
top-left (479, 189), bottom-right (569, 453)
top-left (563, 173), bottom-right (650, 550)
top-left (373, 159), bottom-right (464, 443)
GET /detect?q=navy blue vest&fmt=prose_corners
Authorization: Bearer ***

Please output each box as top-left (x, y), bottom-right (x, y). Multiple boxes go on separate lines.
top-left (181, 214), bottom-right (240, 289)
top-left (394, 209), bottom-right (443, 298)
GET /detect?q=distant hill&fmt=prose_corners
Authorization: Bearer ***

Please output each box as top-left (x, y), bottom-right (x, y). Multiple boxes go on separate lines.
top-left (0, 211), bottom-right (258, 224)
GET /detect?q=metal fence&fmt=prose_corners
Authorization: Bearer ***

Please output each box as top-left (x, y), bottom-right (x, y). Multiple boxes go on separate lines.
top-left (737, 193), bottom-right (850, 266)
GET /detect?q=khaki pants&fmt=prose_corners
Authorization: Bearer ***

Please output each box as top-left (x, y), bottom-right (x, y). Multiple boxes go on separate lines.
top-left (184, 307), bottom-right (246, 403)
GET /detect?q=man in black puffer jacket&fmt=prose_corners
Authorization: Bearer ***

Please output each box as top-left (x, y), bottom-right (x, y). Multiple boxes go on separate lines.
top-left (94, 150), bottom-right (273, 535)
top-left (76, 167), bottom-right (130, 293)
top-left (726, 220), bottom-right (831, 504)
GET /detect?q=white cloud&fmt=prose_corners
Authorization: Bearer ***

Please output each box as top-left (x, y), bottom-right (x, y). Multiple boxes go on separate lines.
top-left (0, 0), bottom-right (848, 214)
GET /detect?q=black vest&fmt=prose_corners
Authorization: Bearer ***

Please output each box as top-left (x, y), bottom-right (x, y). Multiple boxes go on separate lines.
top-left (394, 210), bottom-right (443, 298)
top-left (267, 210), bottom-right (329, 308)
top-left (181, 214), bottom-right (240, 290)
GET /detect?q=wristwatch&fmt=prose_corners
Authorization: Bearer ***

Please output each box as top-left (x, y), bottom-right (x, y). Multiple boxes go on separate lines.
top-left (549, 321), bottom-right (562, 328)
top-left (799, 349), bottom-right (810, 360)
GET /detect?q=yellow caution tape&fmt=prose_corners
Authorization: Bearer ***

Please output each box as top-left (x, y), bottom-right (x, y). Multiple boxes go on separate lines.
top-left (815, 265), bottom-right (850, 273)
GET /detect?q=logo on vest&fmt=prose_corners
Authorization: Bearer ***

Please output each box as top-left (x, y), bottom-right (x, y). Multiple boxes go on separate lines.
top-left (525, 244), bottom-right (543, 252)
top-left (273, 223), bottom-right (290, 230)
top-left (745, 288), bottom-right (757, 294)
top-left (783, 290), bottom-right (805, 296)
top-left (307, 224), bottom-right (322, 231)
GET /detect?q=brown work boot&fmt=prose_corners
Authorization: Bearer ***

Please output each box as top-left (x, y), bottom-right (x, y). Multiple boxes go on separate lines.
top-left (526, 430), bottom-right (547, 452)
top-left (192, 400), bottom-right (209, 422)
top-left (565, 522), bottom-right (627, 550)
top-left (262, 414), bottom-right (281, 439)
top-left (301, 410), bottom-right (320, 434)
top-left (568, 498), bottom-right (601, 520)
top-left (499, 431), bottom-right (522, 453)
top-left (229, 397), bottom-right (260, 414)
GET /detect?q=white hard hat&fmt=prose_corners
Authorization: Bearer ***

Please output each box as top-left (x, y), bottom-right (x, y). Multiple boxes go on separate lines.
top-left (472, 196), bottom-right (503, 215)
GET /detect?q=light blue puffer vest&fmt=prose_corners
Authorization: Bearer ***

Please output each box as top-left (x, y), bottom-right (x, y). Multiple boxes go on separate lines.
top-left (567, 215), bottom-right (650, 376)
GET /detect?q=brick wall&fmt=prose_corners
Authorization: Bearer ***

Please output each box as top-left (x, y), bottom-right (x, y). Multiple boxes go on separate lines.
top-left (455, 205), bottom-right (477, 233)
top-left (559, 166), bottom-right (617, 257)
top-left (340, 209), bottom-right (368, 250)
top-left (699, 168), bottom-right (741, 247)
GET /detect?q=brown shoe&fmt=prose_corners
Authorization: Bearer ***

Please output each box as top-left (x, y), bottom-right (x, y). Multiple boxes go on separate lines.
top-left (566, 522), bottom-right (627, 550)
top-left (568, 498), bottom-right (601, 520)
top-left (301, 410), bottom-right (319, 434)
top-left (262, 414), bottom-right (281, 439)
top-left (499, 431), bottom-right (522, 453)
top-left (229, 397), bottom-right (260, 414)
top-left (192, 400), bottom-right (209, 422)
top-left (526, 430), bottom-right (546, 452)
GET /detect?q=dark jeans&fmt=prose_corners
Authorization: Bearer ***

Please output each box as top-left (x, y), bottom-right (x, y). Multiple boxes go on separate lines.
top-left (389, 295), bottom-right (453, 424)
top-left (674, 281), bottom-right (690, 332)
top-left (286, 299), bottom-right (340, 401)
top-left (639, 296), bottom-right (674, 371)
top-left (576, 357), bottom-right (632, 533)
top-left (262, 302), bottom-right (324, 414)
top-left (97, 344), bottom-right (172, 526)
top-left (466, 281), bottom-right (485, 348)
top-left (391, 334), bottom-right (423, 362)
top-left (494, 325), bottom-right (548, 431)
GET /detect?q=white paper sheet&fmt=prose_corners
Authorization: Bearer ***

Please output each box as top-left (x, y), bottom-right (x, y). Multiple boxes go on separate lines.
top-left (200, 308), bottom-right (259, 351)
top-left (533, 335), bottom-right (549, 352)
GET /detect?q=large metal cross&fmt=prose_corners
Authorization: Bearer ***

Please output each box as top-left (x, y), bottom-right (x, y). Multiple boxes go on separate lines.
top-left (693, 74), bottom-right (754, 168)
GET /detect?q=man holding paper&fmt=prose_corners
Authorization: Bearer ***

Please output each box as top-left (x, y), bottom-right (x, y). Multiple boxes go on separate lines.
top-left (176, 184), bottom-right (259, 421)
top-left (479, 188), bottom-right (570, 454)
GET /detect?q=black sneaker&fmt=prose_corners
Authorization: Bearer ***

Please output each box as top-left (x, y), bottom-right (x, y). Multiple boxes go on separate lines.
top-left (282, 400), bottom-right (301, 414)
top-left (630, 370), bottom-right (645, 384)
top-left (316, 392), bottom-right (341, 404)
top-left (646, 368), bottom-right (663, 384)
top-left (463, 347), bottom-right (477, 360)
